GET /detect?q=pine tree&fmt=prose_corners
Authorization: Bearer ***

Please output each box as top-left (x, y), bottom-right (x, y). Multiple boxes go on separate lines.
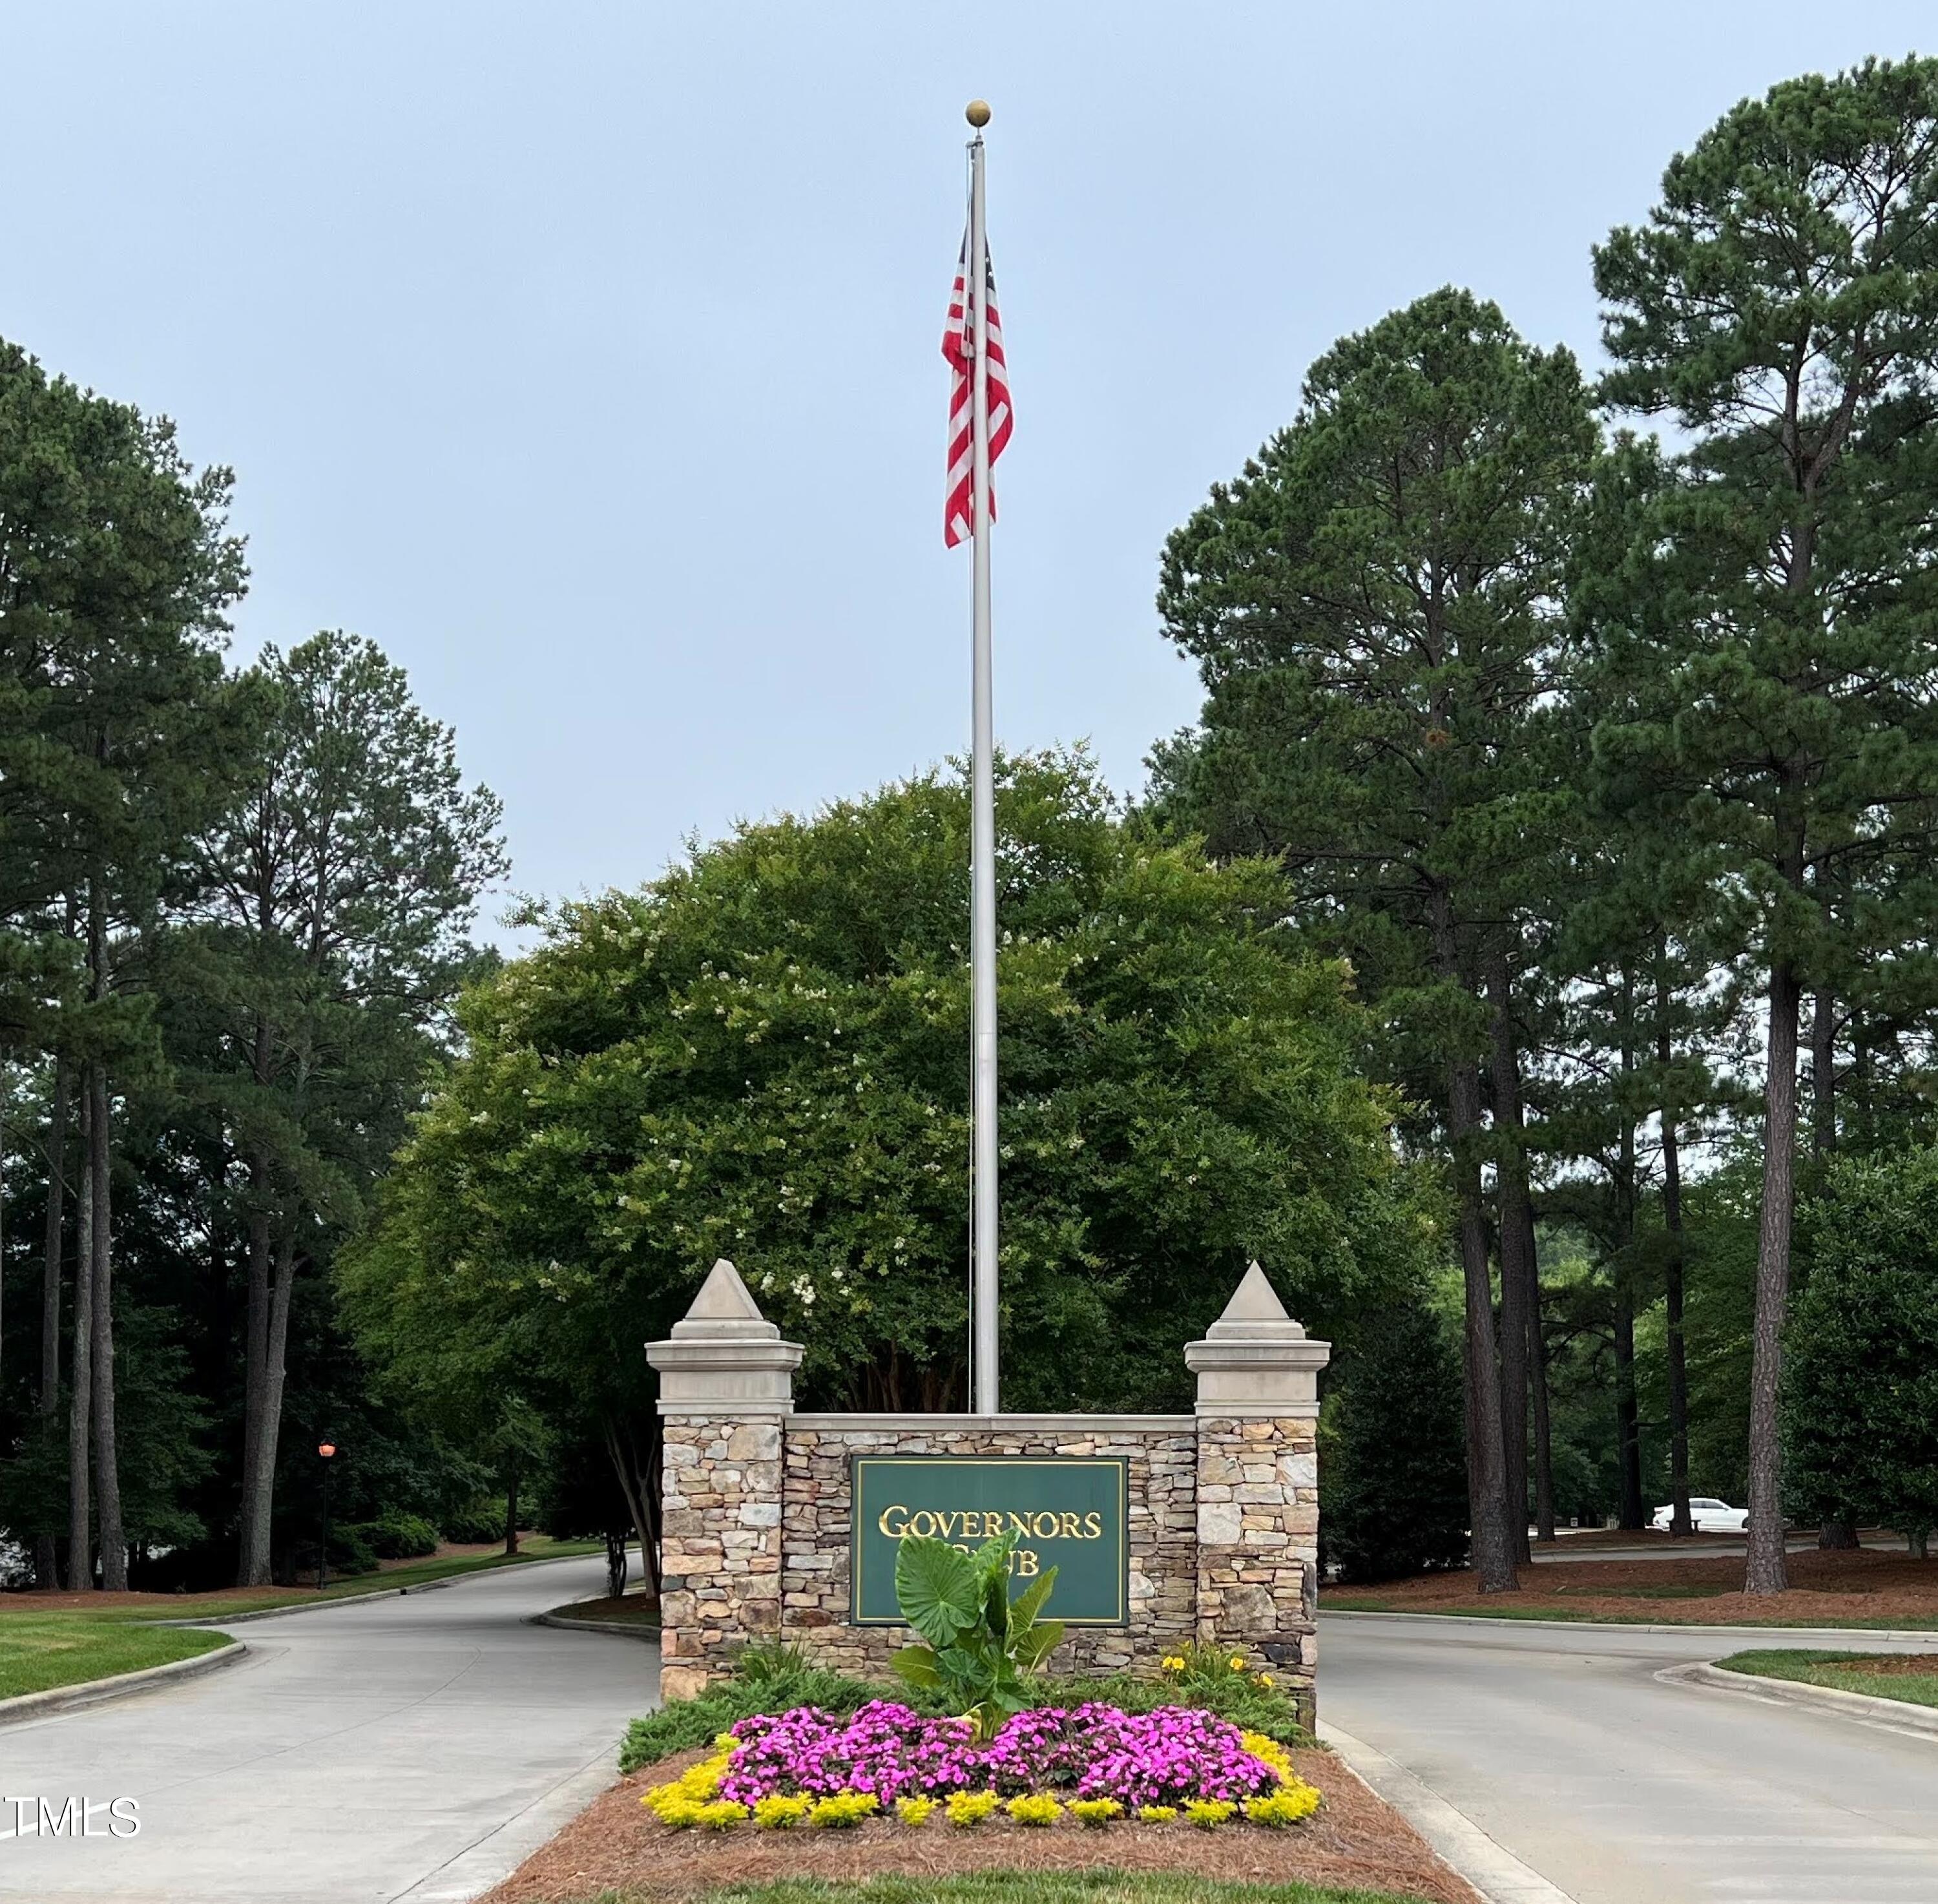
top-left (1593, 58), bottom-right (1938, 1591)
top-left (1154, 289), bottom-right (1598, 1589)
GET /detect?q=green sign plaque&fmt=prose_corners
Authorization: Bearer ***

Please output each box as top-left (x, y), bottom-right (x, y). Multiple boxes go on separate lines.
top-left (849, 1454), bottom-right (1130, 1626)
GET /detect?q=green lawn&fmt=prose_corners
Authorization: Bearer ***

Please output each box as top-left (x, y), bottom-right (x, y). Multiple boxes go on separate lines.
top-left (1718, 1649), bottom-right (1938, 1709)
top-left (0, 1617), bottom-right (228, 1702)
top-left (665, 1878), bottom-right (1420, 1904)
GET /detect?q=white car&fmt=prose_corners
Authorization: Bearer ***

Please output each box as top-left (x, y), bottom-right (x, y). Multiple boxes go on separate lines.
top-left (1651, 1498), bottom-right (1749, 1533)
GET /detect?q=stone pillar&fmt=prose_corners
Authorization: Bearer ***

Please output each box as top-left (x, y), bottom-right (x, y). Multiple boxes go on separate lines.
top-left (645, 1258), bottom-right (802, 1700)
top-left (1185, 1262), bottom-right (1331, 1726)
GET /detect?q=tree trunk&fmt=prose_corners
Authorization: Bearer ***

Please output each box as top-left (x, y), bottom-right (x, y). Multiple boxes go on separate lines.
top-left (1526, 1204), bottom-right (1556, 1542)
top-left (1614, 973), bottom-right (1644, 1531)
top-left (1612, 1264), bottom-right (1645, 1530)
top-left (1486, 948), bottom-right (1534, 1566)
top-left (1910, 1529), bottom-right (1929, 1561)
top-left (1745, 948), bottom-right (1802, 1596)
top-left (236, 1160), bottom-right (273, 1584)
top-left (503, 1467), bottom-right (521, 1556)
top-left (1451, 1052), bottom-right (1518, 1593)
top-left (88, 1060), bottom-right (127, 1591)
top-left (239, 1228), bottom-right (298, 1585)
top-left (1809, 988), bottom-right (1836, 1155)
top-left (603, 1415), bottom-right (662, 1599)
top-left (1657, 965), bottom-right (1694, 1541)
top-left (65, 1085), bottom-right (94, 1592)
top-left (1818, 1518), bottom-right (1859, 1549)
top-left (35, 1059), bottom-right (70, 1589)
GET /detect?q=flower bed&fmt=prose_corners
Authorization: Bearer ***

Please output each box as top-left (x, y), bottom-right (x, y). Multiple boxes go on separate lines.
top-left (644, 1700), bottom-right (1322, 1832)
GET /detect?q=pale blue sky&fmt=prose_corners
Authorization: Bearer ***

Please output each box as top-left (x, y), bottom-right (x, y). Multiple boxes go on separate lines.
top-left (6, 4), bottom-right (1929, 935)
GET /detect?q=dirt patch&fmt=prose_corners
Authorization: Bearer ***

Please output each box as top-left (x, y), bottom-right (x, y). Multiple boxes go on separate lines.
top-left (1329, 1545), bottom-right (1938, 1626)
top-left (479, 1748), bottom-right (1477, 1904)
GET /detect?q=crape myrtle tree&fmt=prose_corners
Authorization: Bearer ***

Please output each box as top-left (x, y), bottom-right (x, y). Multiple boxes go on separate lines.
top-left (1592, 56), bottom-right (1938, 1592)
top-left (1152, 289), bottom-right (1598, 1591)
top-left (1784, 1148), bottom-right (1938, 1556)
top-left (341, 751), bottom-right (1433, 1581)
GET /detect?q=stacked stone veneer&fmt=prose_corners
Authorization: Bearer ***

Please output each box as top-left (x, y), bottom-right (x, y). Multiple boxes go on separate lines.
top-left (650, 1260), bottom-right (1328, 1723)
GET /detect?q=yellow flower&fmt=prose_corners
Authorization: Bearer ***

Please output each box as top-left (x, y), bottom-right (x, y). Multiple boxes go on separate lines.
top-left (752, 1794), bottom-right (813, 1830)
top-left (1006, 1794), bottom-right (1062, 1826)
top-left (1256, 1673), bottom-right (1274, 1688)
top-left (1138, 1804), bottom-right (1179, 1823)
top-left (808, 1792), bottom-right (879, 1829)
top-left (895, 1795), bottom-right (938, 1825)
top-left (1160, 1655), bottom-right (1185, 1673)
top-left (1069, 1798), bottom-right (1123, 1826)
top-left (946, 1790), bottom-right (1001, 1827)
top-left (1240, 1730), bottom-right (1295, 1784)
top-left (1229, 1654), bottom-right (1246, 1671)
top-left (1184, 1799), bottom-right (1236, 1829)
top-left (1245, 1781), bottom-right (1322, 1827)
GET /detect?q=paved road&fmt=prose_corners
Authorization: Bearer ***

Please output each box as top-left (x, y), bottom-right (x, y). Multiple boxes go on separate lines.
top-left (0, 1556), bottom-right (656, 1904)
top-left (1322, 1613), bottom-right (1938, 1904)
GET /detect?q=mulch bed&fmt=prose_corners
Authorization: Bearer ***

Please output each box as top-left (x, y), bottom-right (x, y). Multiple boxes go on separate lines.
top-left (1332, 1544), bottom-right (1938, 1626)
top-left (481, 1748), bottom-right (1479, 1904)
top-left (1826, 1653), bottom-right (1938, 1677)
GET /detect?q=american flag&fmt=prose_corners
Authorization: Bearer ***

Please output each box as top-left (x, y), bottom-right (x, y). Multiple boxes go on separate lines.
top-left (943, 230), bottom-right (1012, 548)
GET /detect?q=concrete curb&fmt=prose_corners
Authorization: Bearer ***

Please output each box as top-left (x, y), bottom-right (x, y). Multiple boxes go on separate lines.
top-left (1321, 1609), bottom-right (1938, 1644)
top-left (1318, 1717), bottom-right (1576, 1904)
top-left (0, 1638), bottom-right (247, 1729)
top-left (529, 1612), bottom-right (662, 1639)
top-left (156, 1549), bottom-right (603, 1627)
top-left (1658, 1660), bottom-right (1938, 1737)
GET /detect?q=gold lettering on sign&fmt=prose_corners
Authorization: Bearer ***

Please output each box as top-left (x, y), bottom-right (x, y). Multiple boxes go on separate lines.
top-left (874, 1504), bottom-right (1109, 1542)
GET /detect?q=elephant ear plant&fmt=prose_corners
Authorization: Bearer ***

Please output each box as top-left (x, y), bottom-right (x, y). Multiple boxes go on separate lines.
top-left (890, 1532), bottom-right (1065, 1739)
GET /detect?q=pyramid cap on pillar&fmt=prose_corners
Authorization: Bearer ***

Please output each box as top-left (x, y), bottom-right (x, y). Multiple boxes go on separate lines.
top-left (670, 1258), bottom-right (777, 1339)
top-left (1202, 1261), bottom-right (1308, 1342)
top-left (649, 1259), bottom-right (803, 1413)
top-left (1183, 1262), bottom-right (1329, 1417)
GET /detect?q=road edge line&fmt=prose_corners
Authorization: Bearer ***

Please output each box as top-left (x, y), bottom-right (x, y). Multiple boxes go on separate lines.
top-left (1656, 1660), bottom-right (1938, 1738)
top-left (1320, 1609), bottom-right (1938, 1643)
top-left (1318, 1717), bottom-right (1577, 1904)
top-left (0, 1638), bottom-right (247, 1730)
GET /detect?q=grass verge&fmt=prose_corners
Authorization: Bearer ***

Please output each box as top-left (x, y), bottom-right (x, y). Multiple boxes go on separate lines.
top-left (701, 1876), bottom-right (1417, 1903)
top-left (1321, 1598), bottom-right (1938, 1630)
top-left (0, 1618), bottom-right (228, 1702)
top-left (1716, 1649), bottom-right (1938, 1709)
top-left (561, 1870), bottom-right (1422, 1904)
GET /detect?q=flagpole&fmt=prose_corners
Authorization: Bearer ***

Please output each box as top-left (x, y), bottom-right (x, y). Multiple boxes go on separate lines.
top-left (966, 100), bottom-right (999, 1416)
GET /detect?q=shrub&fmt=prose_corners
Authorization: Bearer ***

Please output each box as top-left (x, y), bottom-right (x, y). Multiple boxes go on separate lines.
top-left (946, 1790), bottom-right (1000, 1827)
top-left (1006, 1794), bottom-right (1062, 1826)
top-left (1068, 1797), bottom-right (1122, 1825)
top-left (895, 1795), bottom-right (937, 1825)
top-left (441, 1498), bottom-right (506, 1545)
top-left (1320, 1291), bottom-right (1470, 1582)
top-left (807, 1793), bottom-right (878, 1828)
top-left (751, 1795), bottom-right (811, 1829)
top-left (358, 1513), bottom-right (439, 1560)
top-left (1185, 1799), bottom-right (1237, 1828)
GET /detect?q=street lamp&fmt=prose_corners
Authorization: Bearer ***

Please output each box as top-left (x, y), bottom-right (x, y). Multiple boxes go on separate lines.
top-left (317, 1442), bottom-right (337, 1590)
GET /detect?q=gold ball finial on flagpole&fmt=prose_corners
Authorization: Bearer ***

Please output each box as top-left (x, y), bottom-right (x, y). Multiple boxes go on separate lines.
top-left (965, 99), bottom-right (992, 128)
